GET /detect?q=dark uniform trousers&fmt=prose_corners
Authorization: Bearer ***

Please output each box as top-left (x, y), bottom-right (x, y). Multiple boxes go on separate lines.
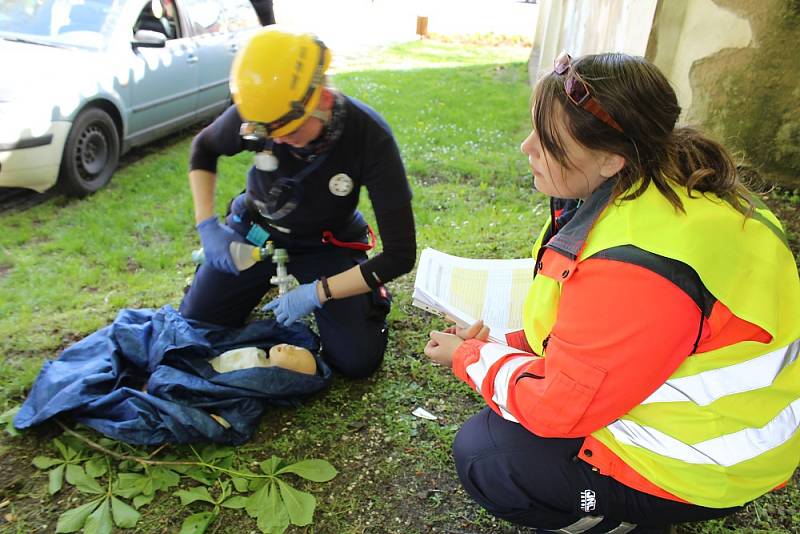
top-left (453, 408), bottom-right (742, 533)
top-left (180, 199), bottom-right (391, 379)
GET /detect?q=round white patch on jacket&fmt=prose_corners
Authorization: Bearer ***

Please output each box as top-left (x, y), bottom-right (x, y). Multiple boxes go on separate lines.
top-left (329, 173), bottom-right (354, 196)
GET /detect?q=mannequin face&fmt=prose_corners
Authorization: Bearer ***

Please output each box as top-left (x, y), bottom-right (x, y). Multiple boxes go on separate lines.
top-left (268, 344), bottom-right (317, 375)
top-left (209, 345), bottom-right (316, 374)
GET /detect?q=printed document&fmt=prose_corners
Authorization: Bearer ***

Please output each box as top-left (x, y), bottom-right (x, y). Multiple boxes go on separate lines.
top-left (412, 248), bottom-right (535, 343)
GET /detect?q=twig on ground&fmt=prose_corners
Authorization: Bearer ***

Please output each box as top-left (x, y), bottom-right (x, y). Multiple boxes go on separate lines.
top-left (54, 420), bottom-right (196, 466)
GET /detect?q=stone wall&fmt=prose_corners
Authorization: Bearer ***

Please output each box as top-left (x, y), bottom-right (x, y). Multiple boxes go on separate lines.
top-left (678, 0), bottom-right (799, 187)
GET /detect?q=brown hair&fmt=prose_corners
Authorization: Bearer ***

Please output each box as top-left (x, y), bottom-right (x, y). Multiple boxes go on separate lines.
top-left (532, 52), bottom-right (753, 214)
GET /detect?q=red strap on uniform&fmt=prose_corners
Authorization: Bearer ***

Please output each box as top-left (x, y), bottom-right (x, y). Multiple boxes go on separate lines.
top-left (321, 225), bottom-right (377, 251)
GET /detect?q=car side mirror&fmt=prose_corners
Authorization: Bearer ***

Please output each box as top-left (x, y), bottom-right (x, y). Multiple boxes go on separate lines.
top-left (132, 29), bottom-right (167, 48)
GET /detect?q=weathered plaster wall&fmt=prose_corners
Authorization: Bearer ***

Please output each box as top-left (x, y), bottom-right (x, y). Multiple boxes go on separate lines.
top-left (647, 0), bottom-right (752, 116)
top-left (675, 0), bottom-right (800, 186)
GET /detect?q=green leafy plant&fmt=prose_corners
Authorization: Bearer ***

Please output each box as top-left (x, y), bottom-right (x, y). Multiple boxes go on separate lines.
top-left (115, 465), bottom-right (181, 508)
top-left (173, 446), bottom-right (337, 534)
top-left (0, 405), bottom-right (20, 437)
top-left (32, 435), bottom-right (104, 495)
top-left (54, 473), bottom-right (141, 534)
top-left (174, 480), bottom-right (242, 534)
top-left (29, 435), bottom-right (143, 533)
top-left (30, 429), bottom-right (337, 534)
top-left (242, 456), bottom-right (337, 533)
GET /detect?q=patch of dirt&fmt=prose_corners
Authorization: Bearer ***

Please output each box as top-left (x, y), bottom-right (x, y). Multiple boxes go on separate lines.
top-left (0, 428), bottom-right (66, 533)
top-left (126, 257), bottom-right (142, 273)
top-left (256, 416), bottom-right (533, 534)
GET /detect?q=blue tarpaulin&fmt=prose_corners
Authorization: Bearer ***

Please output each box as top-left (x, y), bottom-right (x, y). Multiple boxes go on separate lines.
top-left (14, 306), bottom-right (332, 445)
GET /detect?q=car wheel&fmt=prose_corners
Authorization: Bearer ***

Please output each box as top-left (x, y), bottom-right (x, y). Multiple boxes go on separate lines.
top-left (58, 108), bottom-right (120, 197)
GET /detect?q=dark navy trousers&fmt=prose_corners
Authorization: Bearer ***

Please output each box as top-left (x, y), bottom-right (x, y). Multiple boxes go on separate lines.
top-left (180, 198), bottom-right (390, 379)
top-left (453, 408), bottom-right (741, 533)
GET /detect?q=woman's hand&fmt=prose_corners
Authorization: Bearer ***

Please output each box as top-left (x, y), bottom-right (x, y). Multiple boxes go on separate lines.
top-left (444, 319), bottom-right (490, 342)
top-left (424, 331), bottom-right (464, 367)
top-left (425, 320), bottom-right (490, 368)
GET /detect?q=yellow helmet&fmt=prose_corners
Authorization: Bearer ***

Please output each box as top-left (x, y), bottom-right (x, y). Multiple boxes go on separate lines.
top-left (230, 27), bottom-right (332, 137)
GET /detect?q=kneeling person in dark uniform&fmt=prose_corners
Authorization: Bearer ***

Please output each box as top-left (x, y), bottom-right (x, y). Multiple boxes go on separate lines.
top-left (181, 27), bottom-right (416, 379)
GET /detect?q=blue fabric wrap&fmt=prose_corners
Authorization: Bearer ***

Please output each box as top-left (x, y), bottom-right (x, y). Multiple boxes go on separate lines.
top-left (14, 306), bottom-right (331, 445)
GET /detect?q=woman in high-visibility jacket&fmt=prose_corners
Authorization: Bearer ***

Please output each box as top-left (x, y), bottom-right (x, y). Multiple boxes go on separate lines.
top-left (425, 51), bottom-right (800, 533)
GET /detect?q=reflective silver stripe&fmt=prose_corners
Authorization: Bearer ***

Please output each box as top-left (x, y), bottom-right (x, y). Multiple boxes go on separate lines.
top-left (492, 356), bottom-right (536, 423)
top-left (554, 516), bottom-right (605, 533)
top-left (465, 343), bottom-right (526, 394)
top-left (608, 397), bottom-right (800, 466)
top-left (605, 522), bottom-right (637, 534)
top-left (642, 340), bottom-right (800, 406)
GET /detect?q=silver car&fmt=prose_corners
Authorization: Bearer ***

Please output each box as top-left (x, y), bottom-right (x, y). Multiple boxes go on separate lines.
top-left (0, 0), bottom-right (260, 196)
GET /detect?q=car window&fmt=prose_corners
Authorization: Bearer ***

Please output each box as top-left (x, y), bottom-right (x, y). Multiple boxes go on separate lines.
top-left (133, 0), bottom-right (180, 39)
top-left (0, 0), bottom-right (120, 50)
top-left (180, 0), bottom-right (224, 35)
top-left (222, 0), bottom-right (258, 31)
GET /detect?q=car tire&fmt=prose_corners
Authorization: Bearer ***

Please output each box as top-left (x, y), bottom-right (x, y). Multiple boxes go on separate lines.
top-left (58, 108), bottom-right (120, 197)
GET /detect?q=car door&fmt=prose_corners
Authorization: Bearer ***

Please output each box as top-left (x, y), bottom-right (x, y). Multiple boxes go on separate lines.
top-left (126, 0), bottom-right (198, 142)
top-left (179, 0), bottom-right (259, 119)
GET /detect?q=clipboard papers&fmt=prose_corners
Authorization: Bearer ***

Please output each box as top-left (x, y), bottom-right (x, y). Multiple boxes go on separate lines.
top-left (412, 248), bottom-right (535, 343)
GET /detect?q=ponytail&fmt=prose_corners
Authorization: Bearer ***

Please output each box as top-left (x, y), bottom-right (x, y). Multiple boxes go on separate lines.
top-left (657, 127), bottom-right (754, 216)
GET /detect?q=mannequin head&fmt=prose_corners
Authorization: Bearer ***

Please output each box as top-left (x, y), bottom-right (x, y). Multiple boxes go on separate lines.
top-left (269, 343), bottom-right (317, 375)
top-left (209, 344), bottom-right (316, 375)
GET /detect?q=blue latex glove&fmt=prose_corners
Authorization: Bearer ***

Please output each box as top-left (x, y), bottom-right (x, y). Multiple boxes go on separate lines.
top-left (196, 216), bottom-right (242, 275)
top-left (263, 281), bottom-right (322, 326)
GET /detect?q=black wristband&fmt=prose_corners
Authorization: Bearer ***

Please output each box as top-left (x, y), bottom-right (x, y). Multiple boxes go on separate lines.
top-left (320, 276), bottom-right (333, 301)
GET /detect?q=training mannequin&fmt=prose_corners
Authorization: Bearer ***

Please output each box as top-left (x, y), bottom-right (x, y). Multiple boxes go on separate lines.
top-left (209, 344), bottom-right (317, 375)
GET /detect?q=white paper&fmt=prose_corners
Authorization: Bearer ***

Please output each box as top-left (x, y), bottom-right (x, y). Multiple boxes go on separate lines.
top-left (412, 248), bottom-right (535, 343)
top-left (412, 407), bottom-right (438, 420)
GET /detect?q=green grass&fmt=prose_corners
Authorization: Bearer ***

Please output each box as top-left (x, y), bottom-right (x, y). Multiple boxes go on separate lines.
top-left (1, 40), bottom-right (798, 533)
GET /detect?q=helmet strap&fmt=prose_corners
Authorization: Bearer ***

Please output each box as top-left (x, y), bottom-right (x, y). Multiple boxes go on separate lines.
top-left (309, 109), bottom-right (330, 125)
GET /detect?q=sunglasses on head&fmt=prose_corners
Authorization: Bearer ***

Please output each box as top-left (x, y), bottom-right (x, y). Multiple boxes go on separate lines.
top-left (554, 52), bottom-right (624, 134)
